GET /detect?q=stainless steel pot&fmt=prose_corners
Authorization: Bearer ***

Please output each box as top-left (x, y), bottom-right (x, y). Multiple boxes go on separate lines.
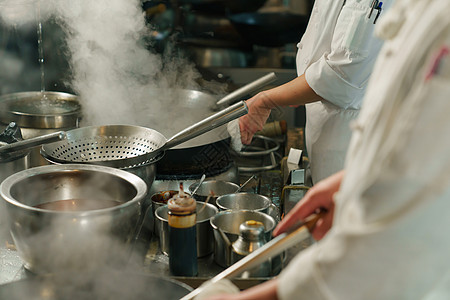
top-left (0, 91), bottom-right (81, 167)
top-left (0, 270), bottom-right (192, 300)
top-left (155, 201), bottom-right (218, 257)
top-left (0, 164), bottom-right (147, 274)
top-left (210, 210), bottom-right (276, 268)
top-left (188, 180), bottom-right (239, 205)
top-left (216, 192), bottom-right (274, 214)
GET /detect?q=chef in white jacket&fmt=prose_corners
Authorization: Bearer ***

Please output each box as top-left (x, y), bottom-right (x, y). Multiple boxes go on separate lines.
top-left (199, 0), bottom-right (450, 299)
top-left (239, 0), bottom-right (392, 184)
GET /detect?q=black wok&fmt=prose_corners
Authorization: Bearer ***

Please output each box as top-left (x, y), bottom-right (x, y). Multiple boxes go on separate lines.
top-left (0, 271), bottom-right (192, 300)
top-left (229, 12), bottom-right (309, 47)
top-left (178, 0), bottom-right (267, 14)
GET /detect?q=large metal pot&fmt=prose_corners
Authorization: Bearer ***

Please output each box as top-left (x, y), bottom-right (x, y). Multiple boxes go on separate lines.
top-left (0, 164), bottom-right (147, 274)
top-left (0, 270), bottom-right (192, 300)
top-left (0, 91), bottom-right (81, 167)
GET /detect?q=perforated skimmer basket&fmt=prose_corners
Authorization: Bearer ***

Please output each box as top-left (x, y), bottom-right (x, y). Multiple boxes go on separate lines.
top-left (40, 125), bottom-right (167, 169)
top-left (41, 101), bottom-right (248, 169)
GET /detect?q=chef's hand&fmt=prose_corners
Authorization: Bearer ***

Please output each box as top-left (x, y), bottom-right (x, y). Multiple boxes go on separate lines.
top-left (201, 279), bottom-right (279, 300)
top-left (273, 170), bottom-right (345, 241)
top-left (194, 279), bottom-right (239, 300)
top-left (239, 92), bottom-right (273, 145)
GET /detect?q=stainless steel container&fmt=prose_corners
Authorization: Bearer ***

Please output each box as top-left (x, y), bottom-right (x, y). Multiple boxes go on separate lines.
top-left (188, 180), bottom-right (239, 205)
top-left (0, 91), bottom-right (81, 167)
top-left (0, 164), bottom-right (147, 274)
top-left (210, 210), bottom-right (276, 268)
top-left (155, 201), bottom-right (218, 257)
top-left (216, 192), bottom-right (274, 214)
top-left (151, 190), bottom-right (191, 236)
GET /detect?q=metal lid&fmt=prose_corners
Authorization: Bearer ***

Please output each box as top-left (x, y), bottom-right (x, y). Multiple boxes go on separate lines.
top-left (0, 91), bottom-right (81, 129)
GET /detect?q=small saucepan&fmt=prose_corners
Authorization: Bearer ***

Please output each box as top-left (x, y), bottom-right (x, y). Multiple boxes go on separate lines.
top-left (215, 192), bottom-right (275, 214)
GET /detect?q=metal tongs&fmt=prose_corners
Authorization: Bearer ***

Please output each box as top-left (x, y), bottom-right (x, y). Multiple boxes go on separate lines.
top-left (180, 212), bottom-right (325, 300)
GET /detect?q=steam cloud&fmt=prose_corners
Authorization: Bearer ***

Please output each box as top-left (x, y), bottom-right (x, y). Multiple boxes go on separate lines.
top-left (0, 0), bottom-right (225, 134)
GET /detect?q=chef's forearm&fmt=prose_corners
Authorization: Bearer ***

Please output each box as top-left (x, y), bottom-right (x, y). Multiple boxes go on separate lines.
top-left (258, 74), bottom-right (324, 109)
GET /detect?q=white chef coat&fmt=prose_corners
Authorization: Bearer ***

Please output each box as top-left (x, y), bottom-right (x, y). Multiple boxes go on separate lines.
top-left (297, 0), bottom-right (392, 184)
top-left (279, 0), bottom-right (450, 299)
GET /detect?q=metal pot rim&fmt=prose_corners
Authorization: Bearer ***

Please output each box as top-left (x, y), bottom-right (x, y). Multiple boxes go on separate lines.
top-left (210, 209), bottom-right (276, 234)
top-left (0, 91), bottom-right (81, 129)
top-left (0, 164), bottom-right (147, 215)
top-left (216, 192), bottom-right (272, 211)
top-left (155, 201), bottom-right (218, 223)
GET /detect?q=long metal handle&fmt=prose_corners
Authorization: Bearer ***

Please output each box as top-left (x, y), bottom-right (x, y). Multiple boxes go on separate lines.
top-left (162, 100), bottom-right (248, 151)
top-left (0, 131), bottom-right (66, 153)
top-left (180, 213), bottom-right (323, 300)
top-left (216, 72), bottom-right (277, 106)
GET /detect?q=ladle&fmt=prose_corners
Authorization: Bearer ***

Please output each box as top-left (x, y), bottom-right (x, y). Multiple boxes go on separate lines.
top-left (180, 212), bottom-right (325, 300)
top-left (0, 131), bottom-right (66, 154)
top-left (234, 175), bottom-right (257, 193)
top-left (191, 174), bottom-right (206, 196)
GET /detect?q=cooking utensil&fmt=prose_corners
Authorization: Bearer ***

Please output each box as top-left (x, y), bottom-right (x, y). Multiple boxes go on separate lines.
top-left (0, 164), bottom-right (147, 274)
top-left (210, 210), bottom-right (276, 268)
top-left (41, 100), bottom-right (247, 169)
top-left (0, 131), bottom-right (66, 154)
top-left (188, 180), bottom-right (240, 204)
top-left (155, 201), bottom-right (218, 257)
top-left (181, 213), bottom-right (323, 300)
top-left (0, 270), bottom-right (192, 300)
top-left (216, 193), bottom-right (274, 214)
top-left (216, 72), bottom-right (277, 106)
top-left (235, 174), bottom-right (256, 193)
top-left (191, 174), bottom-right (206, 196)
top-left (0, 122), bottom-right (30, 182)
top-left (0, 91), bottom-right (81, 167)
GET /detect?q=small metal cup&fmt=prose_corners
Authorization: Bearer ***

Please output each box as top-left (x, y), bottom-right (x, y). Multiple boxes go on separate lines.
top-left (151, 190), bottom-right (189, 236)
top-left (154, 201), bottom-right (218, 257)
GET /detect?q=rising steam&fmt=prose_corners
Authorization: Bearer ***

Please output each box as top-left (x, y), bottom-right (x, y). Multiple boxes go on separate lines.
top-left (0, 0), bottom-right (218, 133)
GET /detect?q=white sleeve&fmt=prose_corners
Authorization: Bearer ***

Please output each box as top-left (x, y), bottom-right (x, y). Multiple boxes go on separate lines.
top-left (305, 0), bottom-right (391, 109)
top-left (278, 2), bottom-right (450, 297)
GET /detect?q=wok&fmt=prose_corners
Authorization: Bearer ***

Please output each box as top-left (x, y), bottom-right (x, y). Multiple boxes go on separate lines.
top-left (0, 270), bottom-right (192, 300)
top-left (229, 12), bottom-right (309, 47)
top-left (178, 0), bottom-right (267, 14)
top-left (148, 73), bottom-right (276, 149)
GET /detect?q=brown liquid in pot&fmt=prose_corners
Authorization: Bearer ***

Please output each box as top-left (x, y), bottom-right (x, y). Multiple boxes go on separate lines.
top-left (34, 199), bottom-right (122, 211)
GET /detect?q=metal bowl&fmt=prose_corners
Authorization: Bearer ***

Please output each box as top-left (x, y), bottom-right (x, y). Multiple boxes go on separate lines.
top-left (155, 201), bottom-right (218, 257)
top-left (0, 164), bottom-right (147, 274)
top-left (188, 180), bottom-right (239, 204)
top-left (210, 210), bottom-right (276, 267)
top-left (216, 192), bottom-right (272, 214)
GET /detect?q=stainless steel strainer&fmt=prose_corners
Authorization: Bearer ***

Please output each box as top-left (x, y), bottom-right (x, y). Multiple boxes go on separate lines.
top-left (41, 101), bottom-right (247, 169)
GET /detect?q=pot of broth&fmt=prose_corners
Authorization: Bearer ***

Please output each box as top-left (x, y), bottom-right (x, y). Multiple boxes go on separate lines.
top-left (0, 164), bottom-right (147, 274)
top-left (0, 270), bottom-right (192, 300)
